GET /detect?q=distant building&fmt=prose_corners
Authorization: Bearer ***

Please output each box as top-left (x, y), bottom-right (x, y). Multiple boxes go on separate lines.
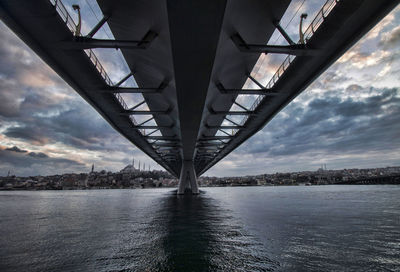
top-left (120, 157), bottom-right (138, 173)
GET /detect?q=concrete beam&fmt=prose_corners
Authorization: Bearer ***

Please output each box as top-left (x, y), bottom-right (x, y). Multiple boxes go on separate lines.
top-left (209, 109), bottom-right (256, 116)
top-left (121, 108), bottom-right (172, 115)
top-left (206, 125), bottom-right (244, 129)
top-left (178, 160), bottom-right (199, 194)
top-left (58, 30), bottom-right (157, 49)
top-left (198, 136), bottom-right (232, 141)
top-left (232, 33), bottom-right (317, 55)
top-left (216, 82), bottom-right (278, 95)
top-left (135, 125), bottom-right (173, 129)
top-left (102, 80), bottom-right (168, 93)
top-left (167, 0), bottom-right (227, 161)
top-left (102, 87), bottom-right (161, 94)
top-left (145, 136), bottom-right (178, 140)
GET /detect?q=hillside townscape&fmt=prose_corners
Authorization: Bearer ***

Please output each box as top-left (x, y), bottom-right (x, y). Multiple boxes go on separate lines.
top-left (1, 163), bottom-right (399, 190)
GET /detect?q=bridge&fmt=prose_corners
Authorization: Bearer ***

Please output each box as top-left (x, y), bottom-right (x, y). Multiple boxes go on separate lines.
top-left (0, 0), bottom-right (397, 194)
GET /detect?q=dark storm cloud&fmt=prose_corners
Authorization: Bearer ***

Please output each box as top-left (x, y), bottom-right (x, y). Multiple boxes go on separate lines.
top-left (0, 23), bottom-right (62, 118)
top-left (2, 104), bottom-right (122, 151)
top-left (386, 26), bottom-right (400, 45)
top-left (0, 25), bottom-right (27, 77)
top-left (0, 145), bottom-right (85, 176)
top-left (0, 22), bottom-right (135, 154)
top-left (28, 152), bottom-right (49, 158)
top-left (238, 87), bottom-right (400, 157)
top-left (19, 90), bottom-right (63, 113)
top-left (5, 146), bottom-right (27, 153)
top-left (346, 84), bottom-right (363, 91)
top-left (0, 83), bottom-right (22, 118)
top-left (4, 126), bottom-right (50, 145)
top-left (0, 23), bottom-right (65, 85)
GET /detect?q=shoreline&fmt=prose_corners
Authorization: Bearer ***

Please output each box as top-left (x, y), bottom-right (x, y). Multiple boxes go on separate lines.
top-left (1, 182), bottom-right (399, 191)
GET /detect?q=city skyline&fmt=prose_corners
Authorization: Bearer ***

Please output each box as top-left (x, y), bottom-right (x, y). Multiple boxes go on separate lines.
top-left (0, 2), bottom-right (399, 177)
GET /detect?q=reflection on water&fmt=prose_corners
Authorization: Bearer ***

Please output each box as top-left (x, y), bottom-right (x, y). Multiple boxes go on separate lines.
top-left (0, 186), bottom-right (399, 272)
top-left (153, 191), bottom-right (277, 271)
top-left (96, 191), bottom-right (278, 271)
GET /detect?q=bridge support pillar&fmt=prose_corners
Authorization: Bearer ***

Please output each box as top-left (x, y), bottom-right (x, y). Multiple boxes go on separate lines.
top-left (178, 160), bottom-right (199, 195)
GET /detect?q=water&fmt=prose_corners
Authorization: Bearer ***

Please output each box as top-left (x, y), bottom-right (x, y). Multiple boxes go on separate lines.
top-left (0, 185), bottom-right (399, 271)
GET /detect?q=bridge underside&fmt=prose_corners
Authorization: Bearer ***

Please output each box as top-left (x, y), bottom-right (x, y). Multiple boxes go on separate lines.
top-left (0, 0), bottom-right (397, 193)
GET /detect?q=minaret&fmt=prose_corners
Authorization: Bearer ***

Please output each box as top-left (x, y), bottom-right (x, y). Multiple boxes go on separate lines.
top-left (148, 165), bottom-right (150, 171)
top-left (143, 162), bottom-right (146, 171)
top-left (139, 161), bottom-right (141, 171)
top-left (91, 163), bottom-right (94, 173)
top-left (132, 157), bottom-right (135, 169)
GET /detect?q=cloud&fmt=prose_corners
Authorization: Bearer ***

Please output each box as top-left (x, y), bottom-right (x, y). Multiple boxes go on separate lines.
top-left (2, 102), bottom-right (131, 151)
top-left (0, 23), bottom-right (67, 119)
top-left (28, 152), bottom-right (49, 158)
top-left (346, 84), bottom-right (363, 91)
top-left (228, 86), bottom-right (400, 164)
top-left (5, 146), bottom-right (27, 153)
top-left (4, 126), bottom-right (50, 145)
top-left (307, 70), bottom-right (352, 91)
top-left (380, 25), bottom-right (400, 47)
top-left (0, 20), bottom-right (137, 153)
top-left (0, 78), bottom-right (24, 118)
top-left (363, 10), bottom-right (395, 41)
top-left (338, 50), bottom-right (391, 69)
top-left (0, 145), bottom-right (86, 176)
top-left (0, 26), bottom-right (128, 151)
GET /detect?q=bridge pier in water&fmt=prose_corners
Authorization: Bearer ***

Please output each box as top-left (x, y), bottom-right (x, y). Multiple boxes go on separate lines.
top-left (178, 160), bottom-right (199, 195)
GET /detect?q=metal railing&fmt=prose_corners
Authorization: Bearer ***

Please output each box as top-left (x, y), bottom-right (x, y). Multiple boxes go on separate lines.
top-left (303, 0), bottom-right (339, 41)
top-left (49, 0), bottom-right (76, 33)
top-left (239, 0), bottom-right (340, 126)
top-left (49, 0), bottom-right (113, 86)
top-left (49, 0), bottom-right (138, 127)
top-left (82, 49), bottom-right (113, 85)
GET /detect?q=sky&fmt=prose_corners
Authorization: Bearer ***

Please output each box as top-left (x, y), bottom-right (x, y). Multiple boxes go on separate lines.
top-left (0, 1), bottom-right (399, 177)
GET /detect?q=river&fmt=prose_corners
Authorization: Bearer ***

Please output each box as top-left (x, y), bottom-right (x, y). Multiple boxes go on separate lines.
top-left (0, 185), bottom-right (399, 271)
